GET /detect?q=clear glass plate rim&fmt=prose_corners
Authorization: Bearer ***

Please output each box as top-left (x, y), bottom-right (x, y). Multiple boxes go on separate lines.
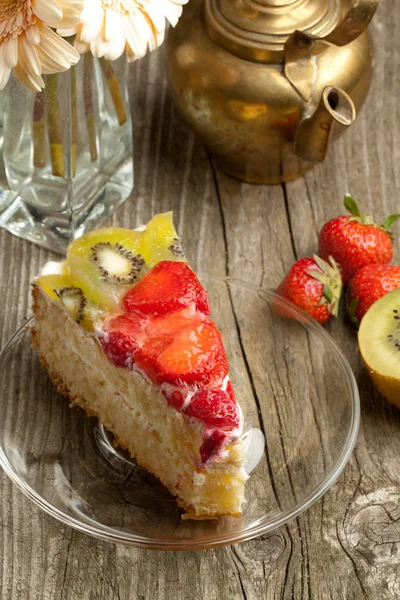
top-left (0, 285), bottom-right (361, 550)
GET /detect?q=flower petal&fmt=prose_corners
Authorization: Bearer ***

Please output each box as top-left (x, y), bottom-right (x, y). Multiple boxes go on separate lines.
top-left (35, 42), bottom-right (72, 74)
top-left (0, 47), bottom-right (11, 90)
top-left (74, 37), bottom-right (90, 55)
top-left (52, 0), bottom-right (84, 29)
top-left (79, 3), bottom-right (104, 44)
top-left (38, 22), bottom-right (80, 65)
top-left (123, 14), bottom-right (144, 58)
top-left (163, 1), bottom-right (184, 27)
top-left (34, 0), bottom-right (63, 24)
top-left (14, 64), bottom-right (44, 93)
top-left (3, 37), bottom-right (18, 69)
top-left (146, 1), bottom-right (167, 34)
top-left (124, 12), bottom-right (151, 59)
top-left (102, 10), bottom-right (125, 60)
top-left (25, 23), bottom-right (41, 46)
top-left (90, 37), bottom-right (110, 59)
top-left (57, 27), bottom-right (77, 37)
top-left (19, 34), bottom-right (42, 77)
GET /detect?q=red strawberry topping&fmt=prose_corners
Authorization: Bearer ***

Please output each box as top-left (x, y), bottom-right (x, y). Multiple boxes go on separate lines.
top-left (155, 320), bottom-right (228, 386)
top-left (99, 309), bottom-right (228, 387)
top-left (162, 389), bottom-right (185, 410)
top-left (98, 256), bottom-right (238, 467)
top-left (99, 314), bottom-right (146, 368)
top-left (123, 261), bottom-right (210, 316)
top-left (347, 264), bottom-right (400, 326)
top-left (199, 430), bottom-right (228, 464)
top-left (184, 382), bottom-right (239, 428)
top-left (319, 195), bottom-right (399, 284)
top-left (134, 309), bottom-right (203, 381)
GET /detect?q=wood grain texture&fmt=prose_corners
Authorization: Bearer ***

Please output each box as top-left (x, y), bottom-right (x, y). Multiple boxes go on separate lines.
top-left (1, 1), bottom-right (400, 598)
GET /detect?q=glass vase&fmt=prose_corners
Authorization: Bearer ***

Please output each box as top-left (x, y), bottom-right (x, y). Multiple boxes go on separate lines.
top-left (0, 54), bottom-right (133, 253)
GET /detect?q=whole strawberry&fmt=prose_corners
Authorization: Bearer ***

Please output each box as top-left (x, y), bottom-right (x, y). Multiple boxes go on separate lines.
top-left (276, 255), bottom-right (342, 324)
top-left (319, 195), bottom-right (399, 284)
top-left (347, 264), bottom-right (400, 326)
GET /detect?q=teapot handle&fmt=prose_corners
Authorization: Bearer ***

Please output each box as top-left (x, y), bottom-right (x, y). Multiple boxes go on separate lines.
top-left (321, 0), bottom-right (381, 46)
top-left (284, 0), bottom-right (381, 101)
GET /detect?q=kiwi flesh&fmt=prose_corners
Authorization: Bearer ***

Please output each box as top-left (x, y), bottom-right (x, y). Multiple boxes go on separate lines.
top-left (56, 287), bottom-right (87, 325)
top-left (90, 242), bottom-right (145, 284)
top-left (358, 288), bottom-right (400, 407)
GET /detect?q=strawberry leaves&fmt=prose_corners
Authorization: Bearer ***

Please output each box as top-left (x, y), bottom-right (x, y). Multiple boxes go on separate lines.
top-left (382, 214), bottom-right (400, 231)
top-left (344, 193), bottom-right (361, 218)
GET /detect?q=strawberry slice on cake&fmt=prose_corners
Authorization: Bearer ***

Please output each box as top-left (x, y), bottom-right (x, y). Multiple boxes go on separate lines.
top-left (31, 213), bottom-right (248, 519)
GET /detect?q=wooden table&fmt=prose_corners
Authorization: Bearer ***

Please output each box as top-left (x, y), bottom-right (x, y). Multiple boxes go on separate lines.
top-left (1, 3), bottom-right (399, 598)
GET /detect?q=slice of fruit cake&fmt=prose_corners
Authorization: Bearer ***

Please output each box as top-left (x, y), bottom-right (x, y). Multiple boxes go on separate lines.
top-left (31, 213), bottom-right (248, 519)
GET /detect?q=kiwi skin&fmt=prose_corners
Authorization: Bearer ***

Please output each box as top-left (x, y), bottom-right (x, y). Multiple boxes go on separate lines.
top-left (358, 288), bottom-right (400, 408)
top-left (363, 365), bottom-right (400, 408)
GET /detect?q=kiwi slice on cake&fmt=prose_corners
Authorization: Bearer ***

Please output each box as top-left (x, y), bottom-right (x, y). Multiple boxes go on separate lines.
top-left (358, 288), bottom-right (400, 406)
top-left (37, 214), bottom-right (187, 327)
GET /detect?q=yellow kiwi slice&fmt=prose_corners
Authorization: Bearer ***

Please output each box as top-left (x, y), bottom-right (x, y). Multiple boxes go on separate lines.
top-left (65, 214), bottom-right (185, 313)
top-left (141, 212), bottom-right (186, 267)
top-left (38, 214), bottom-right (186, 327)
top-left (36, 273), bottom-right (96, 329)
top-left (358, 288), bottom-right (400, 406)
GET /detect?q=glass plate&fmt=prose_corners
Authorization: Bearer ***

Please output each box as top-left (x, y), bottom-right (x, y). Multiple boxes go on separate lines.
top-left (0, 279), bottom-right (360, 550)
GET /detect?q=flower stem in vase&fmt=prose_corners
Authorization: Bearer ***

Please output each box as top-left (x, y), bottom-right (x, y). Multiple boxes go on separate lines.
top-left (46, 74), bottom-right (64, 177)
top-left (98, 57), bottom-right (127, 126)
top-left (71, 66), bottom-right (78, 177)
top-left (83, 53), bottom-right (98, 162)
top-left (32, 91), bottom-right (46, 169)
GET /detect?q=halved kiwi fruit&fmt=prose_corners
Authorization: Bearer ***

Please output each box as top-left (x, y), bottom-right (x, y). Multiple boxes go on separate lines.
top-left (358, 288), bottom-right (400, 406)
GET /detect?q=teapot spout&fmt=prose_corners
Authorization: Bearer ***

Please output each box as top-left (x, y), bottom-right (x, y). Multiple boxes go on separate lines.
top-left (294, 87), bottom-right (356, 164)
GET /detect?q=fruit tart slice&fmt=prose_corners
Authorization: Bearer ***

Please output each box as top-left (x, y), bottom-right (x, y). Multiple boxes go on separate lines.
top-left (31, 213), bottom-right (248, 519)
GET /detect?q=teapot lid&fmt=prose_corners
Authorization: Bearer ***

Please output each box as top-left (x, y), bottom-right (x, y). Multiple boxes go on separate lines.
top-left (205, 0), bottom-right (342, 62)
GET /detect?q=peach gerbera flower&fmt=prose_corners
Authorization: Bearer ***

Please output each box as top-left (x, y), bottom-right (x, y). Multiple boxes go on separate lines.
top-left (60, 0), bottom-right (188, 62)
top-left (0, 0), bottom-right (83, 92)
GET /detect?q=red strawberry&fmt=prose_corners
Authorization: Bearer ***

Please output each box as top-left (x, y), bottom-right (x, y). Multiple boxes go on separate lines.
top-left (136, 309), bottom-right (205, 382)
top-left (319, 195), bottom-right (399, 284)
top-left (347, 264), bottom-right (400, 326)
top-left (123, 261), bottom-right (210, 316)
top-left (162, 389), bottom-right (185, 410)
top-left (276, 255), bottom-right (342, 324)
top-left (184, 381), bottom-right (239, 428)
top-left (99, 308), bottom-right (227, 387)
top-left (155, 320), bottom-right (228, 386)
top-left (199, 430), bottom-right (227, 464)
top-left (99, 314), bottom-right (147, 368)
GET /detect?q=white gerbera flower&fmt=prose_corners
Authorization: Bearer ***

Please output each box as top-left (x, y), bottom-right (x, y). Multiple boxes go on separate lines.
top-left (60, 0), bottom-right (188, 62)
top-left (0, 0), bottom-right (83, 92)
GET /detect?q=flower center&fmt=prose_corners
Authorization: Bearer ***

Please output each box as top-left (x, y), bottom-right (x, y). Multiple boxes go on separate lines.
top-left (100, 0), bottom-right (148, 13)
top-left (0, 0), bottom-right (35, 43)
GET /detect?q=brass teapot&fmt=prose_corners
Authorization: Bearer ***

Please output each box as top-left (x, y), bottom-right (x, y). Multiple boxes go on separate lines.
top-left (166, 0), bottom-right (380, 184)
